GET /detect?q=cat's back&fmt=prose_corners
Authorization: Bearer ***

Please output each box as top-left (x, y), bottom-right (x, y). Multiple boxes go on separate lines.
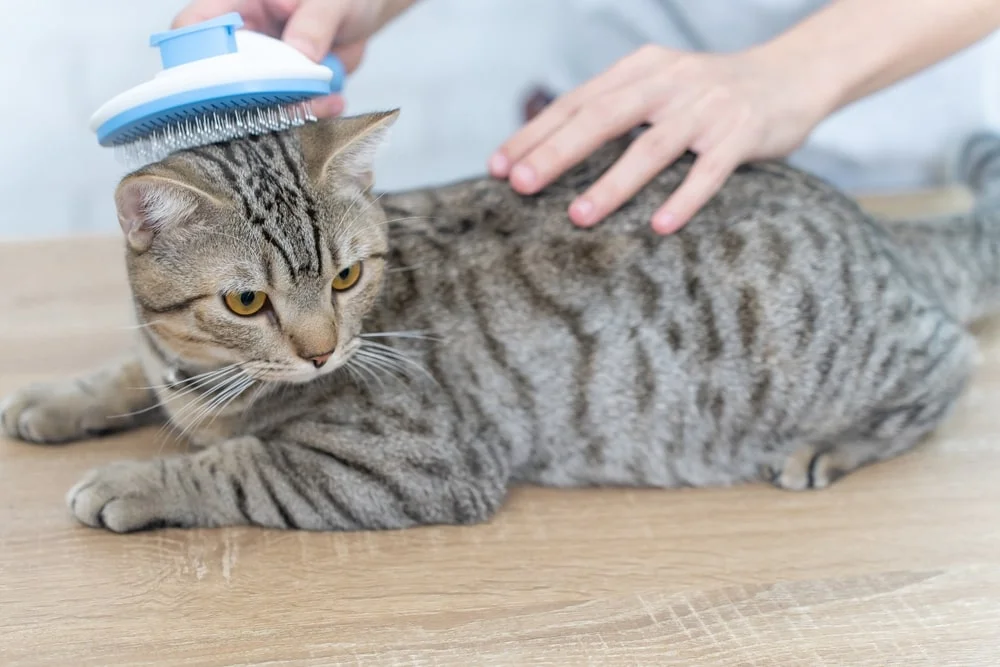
top-left (403, 137), bottom-right (942, 405)
top-left (380, 133), bottom-right (883, 310)
top-left (382, 132), bottom-right (872, 253)
top-left (363, 131), bottom-right (977, 492)
top-left (379, 134), bottom-right (904, 377)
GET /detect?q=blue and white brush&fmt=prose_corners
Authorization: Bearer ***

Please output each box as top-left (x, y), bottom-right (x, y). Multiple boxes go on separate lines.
top-left (89, 12), bottom-right (345, 170)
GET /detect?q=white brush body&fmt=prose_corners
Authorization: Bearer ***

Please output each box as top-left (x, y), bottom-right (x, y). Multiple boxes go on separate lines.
top-left (89, 31), bottom-right (333, 133)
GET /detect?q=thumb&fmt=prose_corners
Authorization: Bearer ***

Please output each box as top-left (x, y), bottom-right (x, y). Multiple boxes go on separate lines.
top-left (281, 0), bottom-right (354, 62)
top-left (171, 0), bottom-right (240, 29)
top-left (332, 41), bottom-right (367, 74)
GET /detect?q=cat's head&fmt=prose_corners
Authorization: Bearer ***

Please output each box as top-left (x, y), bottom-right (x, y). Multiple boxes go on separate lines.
top-left (114, 110), bottom-right (398, 384)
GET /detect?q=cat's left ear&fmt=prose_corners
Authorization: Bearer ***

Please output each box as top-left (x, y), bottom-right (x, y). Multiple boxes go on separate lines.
top-left (114, 173), bottom-right (217, 253)
top-left (300, 109), bottom-right (400, 191)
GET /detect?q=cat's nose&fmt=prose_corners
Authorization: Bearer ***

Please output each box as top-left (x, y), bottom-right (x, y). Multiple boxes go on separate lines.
top-left (308, 351), bottom-right (333, 369)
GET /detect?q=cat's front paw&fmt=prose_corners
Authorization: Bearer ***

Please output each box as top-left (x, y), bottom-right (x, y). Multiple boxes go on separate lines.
top-left (1, 380), bottom-right (133, 444)
top-left (67, 460), bottom-right (191, 533)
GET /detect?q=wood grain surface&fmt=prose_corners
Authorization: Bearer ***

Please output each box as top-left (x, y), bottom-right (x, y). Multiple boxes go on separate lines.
top-left (1, 188), bottom-right (998, 666)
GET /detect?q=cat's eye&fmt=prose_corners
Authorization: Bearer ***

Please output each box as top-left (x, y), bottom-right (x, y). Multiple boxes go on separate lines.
top-left (332, 262), bottom-right (363, 291)
top-left (224, 291), bottom-right (268, 316)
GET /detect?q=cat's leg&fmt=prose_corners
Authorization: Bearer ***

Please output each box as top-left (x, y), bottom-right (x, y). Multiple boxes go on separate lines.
top-left (0, 357), bottom-right (162, 444)
top-left (766, 433), bottom-right (928, 491)
top-left (766, 327), bottom-right (974, 491)
top-left (66, 429), bottom-right (512, 533)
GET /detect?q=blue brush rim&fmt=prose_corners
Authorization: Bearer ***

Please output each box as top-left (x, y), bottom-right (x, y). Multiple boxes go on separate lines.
top-left (96, 11), bottom-right (347, 148)
top-left (96, 78), bottom-right (337, 147)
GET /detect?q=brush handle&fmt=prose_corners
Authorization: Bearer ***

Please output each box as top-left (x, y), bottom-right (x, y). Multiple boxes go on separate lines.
top-left (321, 54), bottom-right (346, 93)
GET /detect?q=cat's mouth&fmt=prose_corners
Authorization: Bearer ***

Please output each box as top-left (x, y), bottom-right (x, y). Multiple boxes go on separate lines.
top-left (253, 338), bottom-right (362, 385)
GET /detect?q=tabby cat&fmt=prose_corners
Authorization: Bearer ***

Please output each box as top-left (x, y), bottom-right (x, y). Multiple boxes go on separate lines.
top-left (2, 111), bottom-right (999, 533)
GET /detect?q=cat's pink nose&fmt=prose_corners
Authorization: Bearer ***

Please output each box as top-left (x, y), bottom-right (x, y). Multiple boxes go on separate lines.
top-left (309, 352), bottom-right (333, 369)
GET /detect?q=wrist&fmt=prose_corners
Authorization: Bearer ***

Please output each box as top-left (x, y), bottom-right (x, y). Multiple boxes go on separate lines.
top-left (743, 0), bottom-right (1000, 120)
top-left (376, 0), bottom-right (419, 30)
top-left (740, 38), bottom-right (843, 139)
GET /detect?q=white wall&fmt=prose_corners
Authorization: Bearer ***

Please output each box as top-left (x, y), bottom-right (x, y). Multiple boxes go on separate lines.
top-left (2, 0), bottom-right (998, 241)
top-left (0, 0), bottom-right (574, 240)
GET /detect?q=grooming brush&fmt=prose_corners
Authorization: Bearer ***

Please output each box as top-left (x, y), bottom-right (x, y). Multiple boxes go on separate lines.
top-left (89, 12), bottom-right (345, 170)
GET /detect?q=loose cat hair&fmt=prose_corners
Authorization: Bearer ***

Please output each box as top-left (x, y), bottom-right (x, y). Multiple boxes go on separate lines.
top-left (3, 110), bottom-right (1000, 533)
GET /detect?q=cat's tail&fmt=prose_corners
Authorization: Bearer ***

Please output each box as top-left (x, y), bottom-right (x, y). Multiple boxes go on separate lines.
top-left (879, 130), bottom-right (1000, 325)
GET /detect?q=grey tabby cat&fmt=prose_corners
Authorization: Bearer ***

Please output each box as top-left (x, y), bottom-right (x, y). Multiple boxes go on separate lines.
top-left (2, 110), bottom-right (999, 533)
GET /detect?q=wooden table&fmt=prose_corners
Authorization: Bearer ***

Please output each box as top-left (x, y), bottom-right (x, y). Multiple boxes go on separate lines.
top-left (2, 187), bottom-right (999, 666)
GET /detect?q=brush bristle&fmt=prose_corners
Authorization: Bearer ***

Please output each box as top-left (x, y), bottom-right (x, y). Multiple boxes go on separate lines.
top-left (113, 100), bottom-right (317, 170)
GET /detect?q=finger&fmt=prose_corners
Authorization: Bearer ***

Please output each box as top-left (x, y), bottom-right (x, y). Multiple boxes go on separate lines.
top-left (651, 143), bottom-right (743, 234)
top-left (262, 0), bottom-right (299, 22)
top-left (251, 0), bottom-right (299, 34)
top-left (309, 94), bottom-right (345, 118)
top-left (171, 0), bottom-right (242, 28)
top-left (490, 46), bottom-right (665, 178)
top-left (506, 82), bottom-right (662, 195)
top-left (332, 40), bottom-right (367, 74)
top-left (569, 122), bottom-right (693, 227)
top-left (282, 0), bottom-right (352, 61)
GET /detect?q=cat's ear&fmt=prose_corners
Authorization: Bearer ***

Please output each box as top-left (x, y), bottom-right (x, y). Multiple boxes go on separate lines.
top-left (300, 110), bottom-right (400, 190)
top-left (114, 173), bottom-right (216, 252)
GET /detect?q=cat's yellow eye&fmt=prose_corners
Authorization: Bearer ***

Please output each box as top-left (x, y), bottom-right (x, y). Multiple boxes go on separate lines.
top-left (332, 262), bottom-right (363, 292)
top-left (224, 291), bottom-right (268, 316)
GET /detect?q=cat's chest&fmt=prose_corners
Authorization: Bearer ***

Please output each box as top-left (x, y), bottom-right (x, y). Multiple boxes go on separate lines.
top-left (153, 380), bottom-right (258, 447)
top-left (136, 342), bottom-right (260, 447)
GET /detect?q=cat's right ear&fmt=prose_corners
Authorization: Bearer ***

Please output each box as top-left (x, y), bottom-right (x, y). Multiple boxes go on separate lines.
top-left (114, 174), bottom-right (213, 252)
top-left (299, 110), bottom-right (400, 190)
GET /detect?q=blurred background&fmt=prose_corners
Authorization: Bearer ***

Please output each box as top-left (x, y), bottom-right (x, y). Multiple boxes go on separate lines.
top-left (2, 0), bottom-right (999, 240)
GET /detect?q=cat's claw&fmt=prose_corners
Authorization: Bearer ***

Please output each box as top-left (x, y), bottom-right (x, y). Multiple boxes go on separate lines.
top-left (67, 460), bottom-right (187, 533)
top-left (766, 443), bottom-right (846, 491)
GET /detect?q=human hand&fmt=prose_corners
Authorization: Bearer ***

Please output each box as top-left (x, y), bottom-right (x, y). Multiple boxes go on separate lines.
top-left (172, 0), bottom-right (402, 118)
top-left (489, 44), bottom-right (833, 234)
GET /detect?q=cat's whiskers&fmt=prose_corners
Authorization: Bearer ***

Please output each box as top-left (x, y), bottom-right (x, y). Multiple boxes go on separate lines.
top-left (110, 364), bottom-right (246, 420)
top-left (154, 364), bottom-right (256, 449)
top-left (341, 363), bottom-right (371, 393)
top-left (240, 379), bottom-right (273, 415)
top-left (168, 370), bottom-right (259, 447)
top-left (358, 340), bottom-right (436, 385)
top-left (140, 363), bottom-right (244, 392)
top-left (349, 348), bottom-right (430, 398)
top-left (337, 192), bottom-right (386, 246)
top-left (345, 355), bottom-right (387, 392)
top-left (353, 349), bottom-right (407, 383)
top-left (334, 189), bottom-right (367, 238)
top-left (197, 369), bottom-right (264, 434)
top-left (154, 381), bottom-right (237, 448)
top-left (360, 330), bottom-right (441, 343)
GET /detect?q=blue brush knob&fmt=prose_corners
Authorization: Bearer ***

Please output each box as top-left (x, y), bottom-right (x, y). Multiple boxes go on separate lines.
top-left (149, 12), bottom-right (243, 69)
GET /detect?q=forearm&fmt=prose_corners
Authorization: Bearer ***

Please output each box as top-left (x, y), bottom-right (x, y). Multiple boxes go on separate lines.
top-left (376, 0), bottom-right (421, 31)
top-left (751, 0), bottom-right (1000, 115)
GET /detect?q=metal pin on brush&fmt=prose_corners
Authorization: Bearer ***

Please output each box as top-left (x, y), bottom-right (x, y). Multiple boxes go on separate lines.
top-left (89, 12), bottom-right (345, 170)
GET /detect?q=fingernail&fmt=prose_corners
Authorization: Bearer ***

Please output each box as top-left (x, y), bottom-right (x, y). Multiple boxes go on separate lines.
top-left (652, 212), bottom-right (677, 234)
top-left (488, 153), bottom-right (509, 177)
top-left (570, 199), bottom-right (596, 226)
top-left (510, 164), bottom-right (537, 190)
